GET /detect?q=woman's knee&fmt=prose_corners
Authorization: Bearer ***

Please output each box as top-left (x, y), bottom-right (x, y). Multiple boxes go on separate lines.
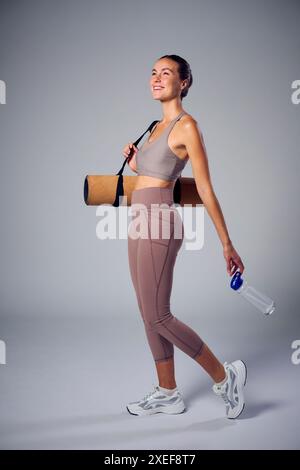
top-left (146, 311), bottom-right (174, 332)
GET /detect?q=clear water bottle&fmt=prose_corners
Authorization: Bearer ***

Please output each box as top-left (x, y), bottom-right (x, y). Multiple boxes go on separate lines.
top-left (230, 271), bottom-right (275, 316)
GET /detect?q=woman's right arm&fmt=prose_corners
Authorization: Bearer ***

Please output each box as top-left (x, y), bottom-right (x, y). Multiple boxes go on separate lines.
top-left (123, 142), bottom-right (138, 173)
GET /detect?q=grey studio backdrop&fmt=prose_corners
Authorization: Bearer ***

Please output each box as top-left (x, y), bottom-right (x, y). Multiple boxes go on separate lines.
top-left (0, 0), bottom-right (299, 450)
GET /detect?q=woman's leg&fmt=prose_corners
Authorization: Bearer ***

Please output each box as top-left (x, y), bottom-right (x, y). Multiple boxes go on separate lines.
top-left (134, 208), bottom-right (205, 361)
top-left (128, 212), bottom-right (175, 365)
top-left (128, 192), bottom-right (225, 388)
top-left (155, 357), bottom-right (177, 389)
top-left (194, 344), bottom-right (226, 383)
top-left (155, 346), bottom-right (226, 388)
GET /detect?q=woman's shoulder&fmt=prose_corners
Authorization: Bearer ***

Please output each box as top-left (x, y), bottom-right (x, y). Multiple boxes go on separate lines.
top-left (179, 112), bottom-right (202, 134)
top-left (179, 112), bottom-right (204, 141)
top-left (181, 112), bottom-right (198, 126)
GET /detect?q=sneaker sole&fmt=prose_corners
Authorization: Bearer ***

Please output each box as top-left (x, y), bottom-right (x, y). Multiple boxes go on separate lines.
top-left (126, 401), bottom-right (186, 416)
top-left (228, 359), bottom-right (247, 419)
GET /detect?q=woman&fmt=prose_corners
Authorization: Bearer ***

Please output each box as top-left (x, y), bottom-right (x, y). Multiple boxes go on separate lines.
top-left (123, 54), bottom-right (246, 419)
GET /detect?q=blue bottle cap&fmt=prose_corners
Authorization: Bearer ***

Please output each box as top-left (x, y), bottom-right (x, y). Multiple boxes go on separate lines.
top-left (230, 271), bottom-right (243, 290)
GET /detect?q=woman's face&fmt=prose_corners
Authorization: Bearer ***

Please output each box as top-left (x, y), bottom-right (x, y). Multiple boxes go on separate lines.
top-left (149, 59), bottom-right (185, 101)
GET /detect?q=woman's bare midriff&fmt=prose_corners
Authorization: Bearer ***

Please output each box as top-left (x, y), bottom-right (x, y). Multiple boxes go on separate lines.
top-left (134, 175), bottom-right (175, 192)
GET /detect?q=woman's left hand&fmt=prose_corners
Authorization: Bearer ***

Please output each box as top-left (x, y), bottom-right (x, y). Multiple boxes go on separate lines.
top-left (223, 242), bottom-right (245, 276)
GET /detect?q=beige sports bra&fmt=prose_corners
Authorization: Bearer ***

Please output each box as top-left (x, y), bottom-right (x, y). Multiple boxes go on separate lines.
top-left (136, 110), bottom-right (188, 182)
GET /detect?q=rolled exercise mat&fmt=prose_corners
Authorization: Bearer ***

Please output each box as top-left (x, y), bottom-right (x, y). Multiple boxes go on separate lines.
top-left (84, 175), bottom-right (202, 207)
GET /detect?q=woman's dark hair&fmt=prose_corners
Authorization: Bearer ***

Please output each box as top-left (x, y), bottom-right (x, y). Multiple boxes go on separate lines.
top-left (158, 54), bottom-right (193, 100)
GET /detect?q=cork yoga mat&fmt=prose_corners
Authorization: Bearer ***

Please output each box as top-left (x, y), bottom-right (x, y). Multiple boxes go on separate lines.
top-left (84, 175), bottom-right (203, 207)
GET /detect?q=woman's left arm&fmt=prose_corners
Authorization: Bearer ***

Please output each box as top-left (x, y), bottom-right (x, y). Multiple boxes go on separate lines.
top-left (182, 118), bottom-right (245, 276)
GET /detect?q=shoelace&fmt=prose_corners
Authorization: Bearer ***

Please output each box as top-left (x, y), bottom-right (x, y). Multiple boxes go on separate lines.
top-left (215, 382), bottom-right (234, 408)
top-left (219, 390), bottom-right (230, 405)
top-left (142, 384), bottom-right (158, 401)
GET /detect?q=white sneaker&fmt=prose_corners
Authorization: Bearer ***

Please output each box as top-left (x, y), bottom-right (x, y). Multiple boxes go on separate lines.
top-left (212, 360), bottom-right (247, 419)
top-left (126, 384), bottom-right (186, 416)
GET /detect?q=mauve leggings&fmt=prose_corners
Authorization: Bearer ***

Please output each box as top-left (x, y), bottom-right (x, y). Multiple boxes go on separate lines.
top-left (128, 186), bottom-right (204, 363)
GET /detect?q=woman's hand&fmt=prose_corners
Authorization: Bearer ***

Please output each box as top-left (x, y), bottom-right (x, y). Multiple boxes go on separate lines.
top-left (122, 142), bottom-right (138, 162)
top-left (223, 241), bottom-right (245, 276)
